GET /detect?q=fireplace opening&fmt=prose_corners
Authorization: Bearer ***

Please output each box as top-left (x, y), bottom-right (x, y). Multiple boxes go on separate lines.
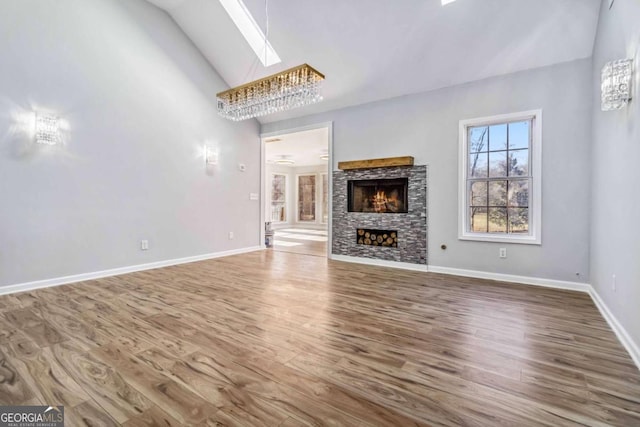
top-left (348, 178), bottom-right (408, 213)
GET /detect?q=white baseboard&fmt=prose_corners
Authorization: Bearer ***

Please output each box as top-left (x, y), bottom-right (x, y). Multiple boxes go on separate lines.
top-left (329, 254), bottom-right (428, 272)
top-left (0, 246), bottom-right (263, 296)
top-left (589, 287), bottom-right (640, 370)
top-left (427, 265), bottom-right (591, 293)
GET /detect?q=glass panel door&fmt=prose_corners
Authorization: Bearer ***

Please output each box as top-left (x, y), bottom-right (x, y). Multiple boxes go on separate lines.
top-left (298, 175), bottom-right (316, 222)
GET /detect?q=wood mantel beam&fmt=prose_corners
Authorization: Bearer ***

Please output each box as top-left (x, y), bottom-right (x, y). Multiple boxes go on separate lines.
top-left (337, 156), bottom-right (414, 170)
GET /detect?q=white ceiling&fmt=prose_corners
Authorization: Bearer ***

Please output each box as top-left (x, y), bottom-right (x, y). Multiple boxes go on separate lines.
top-left (264, 127), bottom-right (329, 167)
top-left (146, 0), bottom-right (600, 123)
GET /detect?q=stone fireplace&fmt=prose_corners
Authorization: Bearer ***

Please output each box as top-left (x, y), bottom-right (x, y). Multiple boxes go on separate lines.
top-left (333, 163), bottom-right (427, 265)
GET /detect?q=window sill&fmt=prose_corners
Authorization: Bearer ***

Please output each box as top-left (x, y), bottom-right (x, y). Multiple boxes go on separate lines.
top-left (458, 233), bottom-right (541, 245)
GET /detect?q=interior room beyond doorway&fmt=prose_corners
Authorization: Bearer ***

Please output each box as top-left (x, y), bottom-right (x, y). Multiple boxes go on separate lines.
top-left (264, 127), bottom-right (329, 257)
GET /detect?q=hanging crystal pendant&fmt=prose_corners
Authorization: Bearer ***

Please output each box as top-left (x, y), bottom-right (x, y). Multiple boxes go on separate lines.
top-left (601, 59), bottom-right (633, 111)
top-left (216, 64), bottom-right (325, 121)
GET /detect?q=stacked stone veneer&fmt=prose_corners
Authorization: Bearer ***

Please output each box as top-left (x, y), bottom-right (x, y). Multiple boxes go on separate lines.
top-left (332, 165), bottom-right (427, 264)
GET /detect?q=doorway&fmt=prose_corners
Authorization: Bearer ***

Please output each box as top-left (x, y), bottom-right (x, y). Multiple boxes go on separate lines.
top-left (261, 124), bottom-right (332, 258)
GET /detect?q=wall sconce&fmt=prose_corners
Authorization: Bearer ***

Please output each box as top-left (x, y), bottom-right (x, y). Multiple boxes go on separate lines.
top-left (601, 58), bottom-right (633, 111)
top-left (35, 112), bottom-right (62, 145)
top-left (205, 146), bottom-right (219, 165)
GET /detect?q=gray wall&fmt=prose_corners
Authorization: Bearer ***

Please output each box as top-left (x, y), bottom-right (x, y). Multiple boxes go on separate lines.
top-left (0, 0), bottom-right (260, 287)
top-left (590, 0), bottom-right (640, 347)
top-left (263, 59), bottom-right (593, 283)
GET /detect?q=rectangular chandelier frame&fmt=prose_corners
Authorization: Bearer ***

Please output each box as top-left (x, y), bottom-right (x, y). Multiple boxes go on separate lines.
top-left (216, 63), bottom-right (325, 121)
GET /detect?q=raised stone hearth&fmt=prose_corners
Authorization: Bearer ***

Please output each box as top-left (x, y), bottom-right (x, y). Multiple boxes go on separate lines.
top-left (333, 165), bottom-right (427, 264)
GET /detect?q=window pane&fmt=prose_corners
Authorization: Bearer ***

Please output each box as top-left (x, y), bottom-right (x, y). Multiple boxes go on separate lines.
top-left (470, 181), bottom-right (487, 206)
top-left (508, 149), bottom-right (529, 176)
top-left (272, 205), bottom-right (285, 222)
top-left (469, 152), bottom-right (488, 178)
top-left (465, 115), bottom-right (537, 239)
top-left (508, 208), bottom-right (529, 233)
top-left (508, 121), bottom-right (529, 150)
top-left (470, 207), bottom-right (488, 232)
top-left (271, 175), bottom-right (285, 201)
top-left (271, 174), bottom-right (286, 222)
top-left (469, 126), bottom-right (488, 153)
top-left (488, 180), bottom-right (507, 206)
top-left (488, 208), bottom-right (507, 233)
top-left (489, 151), bottom-right (507, 177)
top-left (489, 124), bottom-right (507, 151)
top-left (298, 175), bottom-right (316, 222)
top-left (508, 179), bottom-right (529, 207)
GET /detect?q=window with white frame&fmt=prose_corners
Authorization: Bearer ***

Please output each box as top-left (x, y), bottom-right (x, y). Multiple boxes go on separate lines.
top-left (297, 174), bottom-right (316, 222)
top-left (270, 174), bottom-right (287, 222)
top-left (459, 110), bottom-right (542, 244)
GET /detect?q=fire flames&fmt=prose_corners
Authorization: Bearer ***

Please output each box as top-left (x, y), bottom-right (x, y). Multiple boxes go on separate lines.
top-left (372, 190), bottom-right (400, 213)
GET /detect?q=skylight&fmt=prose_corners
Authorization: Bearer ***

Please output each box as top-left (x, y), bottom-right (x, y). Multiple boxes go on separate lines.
top-left (218, 0), bottom-right (281, 67)
top-left (441, 0), bottom-right (456, 5)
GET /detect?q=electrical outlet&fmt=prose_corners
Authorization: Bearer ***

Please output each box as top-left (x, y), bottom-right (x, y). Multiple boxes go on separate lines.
top-left (499, 248), bottom-right (507, 258)
top-left (228, 232), bottom-right (234, 240)
top-left (140, 240), bottom-right (149, 251)
top-left (249, 193), bottom-right (259, 200)
top-left (612, 274), bottom-right (616, 292)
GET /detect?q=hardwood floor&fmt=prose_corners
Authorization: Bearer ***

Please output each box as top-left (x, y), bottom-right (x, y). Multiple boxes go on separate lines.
top-left (1, 250), bottom-right (639, 426)
top-left (273, 228), bottom-right (327, 257)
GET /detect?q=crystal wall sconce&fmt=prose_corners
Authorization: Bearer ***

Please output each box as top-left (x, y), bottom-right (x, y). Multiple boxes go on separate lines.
top-left (35, 112), bottom-right (62, 145)
top-left (205, 146), bottom-right (219, 165)
top-left (601, 58), bottom-right (634, 111)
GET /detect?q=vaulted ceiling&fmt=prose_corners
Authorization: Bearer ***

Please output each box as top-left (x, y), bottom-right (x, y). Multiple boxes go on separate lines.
top-left (146, 0), bottom-right (601, 123)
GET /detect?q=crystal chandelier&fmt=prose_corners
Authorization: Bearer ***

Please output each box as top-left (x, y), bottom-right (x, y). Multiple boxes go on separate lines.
top-left (216, 63), bottom-right (325, 121)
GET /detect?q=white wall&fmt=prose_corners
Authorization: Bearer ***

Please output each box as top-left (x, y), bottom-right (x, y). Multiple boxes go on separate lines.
top-left (263, 59), bottom-right (593, 283)
top-left (590, 0), bottom-right (640, 349)
top-left (0, 0), bottom-right (260, 287)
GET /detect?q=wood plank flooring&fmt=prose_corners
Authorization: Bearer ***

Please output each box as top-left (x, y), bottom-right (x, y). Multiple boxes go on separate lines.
top-left (273, 228), bottom-right (327, 257)
top-left (0, 250), bottom-right (639, 426)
